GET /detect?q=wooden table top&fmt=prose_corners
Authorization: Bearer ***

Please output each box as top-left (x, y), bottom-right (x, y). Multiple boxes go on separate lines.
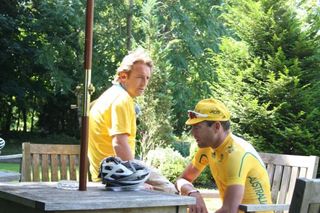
top-left (0, 171), bottom-right (20, 182)
top-left (0, 182), bottom-right (195, 211)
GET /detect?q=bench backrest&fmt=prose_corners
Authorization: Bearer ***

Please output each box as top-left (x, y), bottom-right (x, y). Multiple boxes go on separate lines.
top-left (259, 152), bottom-right (319, 205)
top-left (21, 142), bottom-right (80, 182)
top-left (289, 178), bottom-right (320, 213)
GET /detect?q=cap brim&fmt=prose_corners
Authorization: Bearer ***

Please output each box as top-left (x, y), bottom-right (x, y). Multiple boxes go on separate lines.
top-left (185, 118), bottom-right (207, 125)
top-left (186, 117), bottom-right (230, 125)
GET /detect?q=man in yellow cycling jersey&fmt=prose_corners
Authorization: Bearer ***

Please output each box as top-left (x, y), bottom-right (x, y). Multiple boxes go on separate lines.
top-left (176, 98), bottom-right (272, 213)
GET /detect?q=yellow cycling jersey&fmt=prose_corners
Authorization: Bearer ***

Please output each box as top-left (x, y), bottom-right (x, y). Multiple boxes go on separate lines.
top-left (88, 84), bottom-right (136, 181)
top-left (192, 133), bottom-right (272, 212)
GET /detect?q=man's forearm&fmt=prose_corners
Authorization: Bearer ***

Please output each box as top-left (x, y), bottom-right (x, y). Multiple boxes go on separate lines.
top-left (112, 135), bottom-right (134, 160)
top-left (176, 178), bottom-right (199, 196)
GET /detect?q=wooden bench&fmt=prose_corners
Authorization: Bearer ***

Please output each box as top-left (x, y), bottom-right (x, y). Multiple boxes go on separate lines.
top-left (21, 142), bottom-right (81, 181)
top-left (200, 152), bottom-right (319, 212)
top-left (289, 178), bottom-right (320, 213)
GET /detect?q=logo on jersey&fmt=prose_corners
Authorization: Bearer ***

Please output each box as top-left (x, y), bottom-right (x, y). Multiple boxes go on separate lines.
top-left (199, 154), bottom-right (208, 164)
top-left (248, 176), bottom-right (268, 204)
top-left (227, 145), bottom-right (234, 153)
top-left (211, 152), bottom-right (224, 162)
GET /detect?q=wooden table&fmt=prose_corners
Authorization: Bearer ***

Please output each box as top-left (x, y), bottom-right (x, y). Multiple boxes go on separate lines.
top-left (0, 171), bottom-right (20, 182)
top-left (0, 182), bottom-right (195, 213)
top-left (0, 154), bottom-right (22, 182)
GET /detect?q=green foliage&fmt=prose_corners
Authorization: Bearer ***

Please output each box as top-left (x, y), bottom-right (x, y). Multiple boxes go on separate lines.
top-left (211, 0), bottom-right (320, 155)
top-left (1, 0), bottom-right (319, 160)
top-left (145, 147), bottom-right (188, 182)
top-left (155, 0), bottom-right (228, 135)
top-left (90, 0), bottom-right (130, 95)
top-left (171, 141), bottom-right (191, 158)
top-left (0, 0), bottom-right (85, 134)
top-left (135, 0), bottom-right (175, 159)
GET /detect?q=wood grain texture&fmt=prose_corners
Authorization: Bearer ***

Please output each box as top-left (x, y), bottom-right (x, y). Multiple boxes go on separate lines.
top-left (0, 182), bottom-right (195, 213)
top-left (21, 143), bottom-right (80, 182)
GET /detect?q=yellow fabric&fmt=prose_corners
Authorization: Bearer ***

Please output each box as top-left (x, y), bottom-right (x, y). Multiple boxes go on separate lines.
top-left (88, 84), bottom-right (136, 181)
top-left (192, 133), bottom-right (272, 212)
top-left (186, 98), bottom-right (230, 125)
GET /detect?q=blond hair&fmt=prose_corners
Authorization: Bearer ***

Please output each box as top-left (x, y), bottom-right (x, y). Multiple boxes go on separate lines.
top-left (113, 47), bottom-right (153, 82)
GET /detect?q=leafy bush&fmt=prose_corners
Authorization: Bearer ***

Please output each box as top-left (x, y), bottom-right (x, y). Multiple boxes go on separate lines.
top-left (171, 134), bottom-right (193, 157)
top-left (145, 147), bottom-right (188, 182)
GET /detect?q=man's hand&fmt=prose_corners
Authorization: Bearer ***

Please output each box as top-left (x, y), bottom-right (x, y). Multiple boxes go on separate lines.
top-left (175, 164), bottom-right (208, 212)
top-left (143, 183), bottom-right (154, 190)
top-left (188, 192), bottom-right (208, 213)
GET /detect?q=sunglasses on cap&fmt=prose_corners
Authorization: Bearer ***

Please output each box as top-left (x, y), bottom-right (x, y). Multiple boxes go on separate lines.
top-left (187, 110), bottom-right (209, 119)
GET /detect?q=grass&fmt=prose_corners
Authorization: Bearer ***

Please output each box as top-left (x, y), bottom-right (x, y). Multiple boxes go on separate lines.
top-left (0, 162), bottom-right (20, 172)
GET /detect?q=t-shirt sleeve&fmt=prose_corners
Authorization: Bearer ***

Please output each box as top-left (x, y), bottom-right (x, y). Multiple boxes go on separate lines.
top-left (109, 99), bottom-right (133, 136)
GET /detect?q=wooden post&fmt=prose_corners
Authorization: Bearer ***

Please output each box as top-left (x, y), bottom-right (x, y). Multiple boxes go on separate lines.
top-left (79, 0), bottom-right (94, 191)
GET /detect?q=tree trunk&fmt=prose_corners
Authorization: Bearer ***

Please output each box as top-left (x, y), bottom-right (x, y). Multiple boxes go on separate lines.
top-left (4, 105), bottom-right (13, 133)
top-left (30, 96), bottom-right (36, 132)
top-left (126, 0), bottom-right (133, 51)
top-left (16, 111), bottom-right (20, 131)
top-left (30, 109), bottom-right (35, 132)
top-left (22, 107), bottom-right (27, 132)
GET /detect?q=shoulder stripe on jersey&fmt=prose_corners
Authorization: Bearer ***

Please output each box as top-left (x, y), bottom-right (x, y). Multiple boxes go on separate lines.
top-left (238, 152), bottom-right (265, 177)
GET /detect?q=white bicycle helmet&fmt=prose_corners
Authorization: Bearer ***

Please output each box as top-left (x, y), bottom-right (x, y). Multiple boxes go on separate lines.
top-left (99, 156), bottom-right (150, 187)
top-left (0, 137), bottom-right (5, 150)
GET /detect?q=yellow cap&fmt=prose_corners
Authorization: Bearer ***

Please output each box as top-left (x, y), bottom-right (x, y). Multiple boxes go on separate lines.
top-left (185, 98), bottom-right (231, 125)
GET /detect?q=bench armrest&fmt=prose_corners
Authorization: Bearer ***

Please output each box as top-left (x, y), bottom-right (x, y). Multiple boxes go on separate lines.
top-left (238, 204), bottom-right (290, 212)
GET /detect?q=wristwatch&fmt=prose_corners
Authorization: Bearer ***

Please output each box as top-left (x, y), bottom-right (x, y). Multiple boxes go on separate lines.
top-left (187, 189), bottom-right (200, 196)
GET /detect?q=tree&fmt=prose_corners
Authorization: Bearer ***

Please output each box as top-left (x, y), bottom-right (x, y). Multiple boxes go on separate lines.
top-left (154, 0), bottom-right (228, 135)
top-left (134, 0), bottom-right (174, 159)
top-left (211, 0), bottom-right (320, 155)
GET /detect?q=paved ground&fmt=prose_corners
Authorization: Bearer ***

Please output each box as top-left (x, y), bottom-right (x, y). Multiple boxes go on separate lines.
top-left (204, 196), bottom-right (222, 212)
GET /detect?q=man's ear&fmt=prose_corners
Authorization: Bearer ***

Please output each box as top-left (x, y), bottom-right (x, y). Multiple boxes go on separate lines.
top-left (119, 73), bottom-right (128, 82)
top-left (213, 122), bottom-right (221, 130)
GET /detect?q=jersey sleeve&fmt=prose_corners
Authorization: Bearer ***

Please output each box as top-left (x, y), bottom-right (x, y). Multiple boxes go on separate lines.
top-left (191, 148), bottom-right (211, 172)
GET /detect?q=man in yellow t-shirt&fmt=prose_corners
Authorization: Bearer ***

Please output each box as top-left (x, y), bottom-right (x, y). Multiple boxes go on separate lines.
top-left (175, 98), bottom-right (272, 213)
top-left (88, 48), bottom-right (176, 193)
top-left (88, 48), bottom-right (152, 182)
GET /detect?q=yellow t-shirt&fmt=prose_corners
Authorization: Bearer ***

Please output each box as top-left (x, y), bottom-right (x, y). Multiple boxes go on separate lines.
top-left (88, 84), bottom-right (136, 181)
top-left (192, 133), bottom-right (272, 212)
